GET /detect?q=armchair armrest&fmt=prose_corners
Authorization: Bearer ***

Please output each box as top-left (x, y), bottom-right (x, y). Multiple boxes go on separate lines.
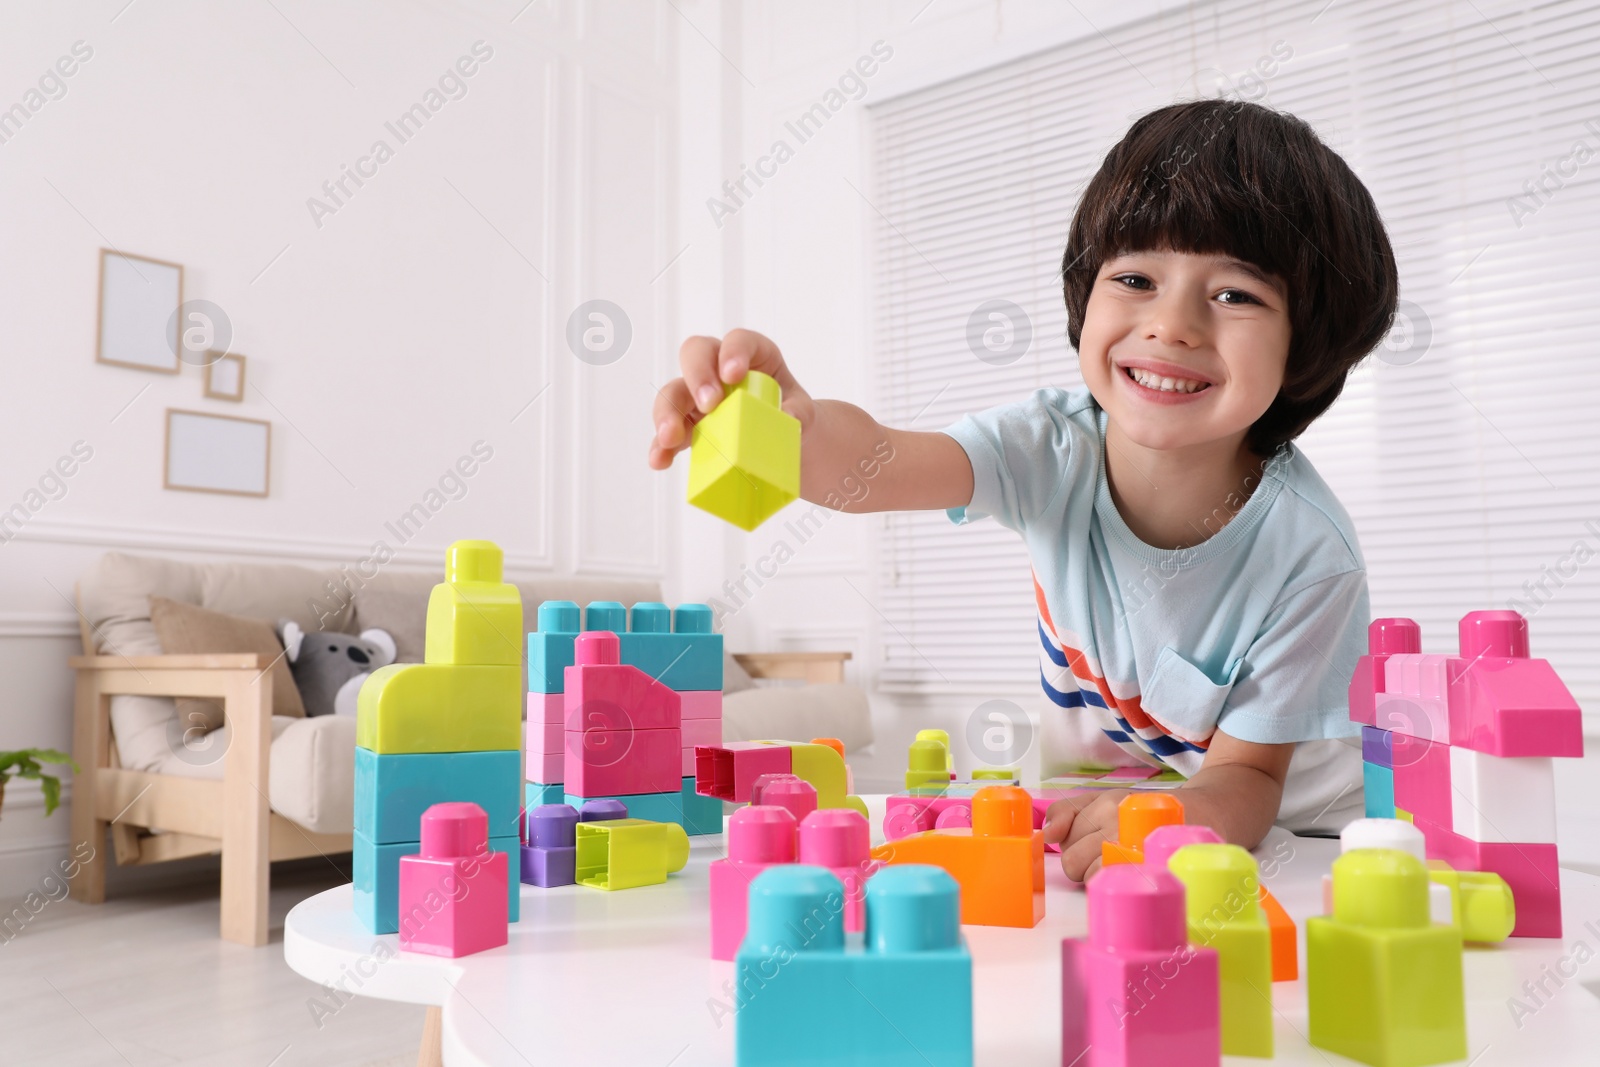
top-left (733, 651), bottom-right (852, 686)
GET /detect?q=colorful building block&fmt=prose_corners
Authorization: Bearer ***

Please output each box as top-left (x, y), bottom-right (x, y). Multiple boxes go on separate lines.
top-left (1447, 746), bottom-right (1556, 844)
top-left (527, 600), bottom-right (580, 694)
top-left (735, 864), bottom-right (973, 1067)
top-left (1414, 816), bottom-right (1556, 937)
top-left (907, 736), bottom-right (951, 790)
top-left (679, 689), bottom-right (723, 720)
top-left (566, 725), bottom-right (682, 798)
top-left (354, 829), bottom-right (519, 935)
top-left (686, 370), bottom-right (800, 532)
top-left (799, 809), bottom-right (881, 932)
top-left (1140, 823), bottom-right (1222, 868)
top-left (1362, 725), bottom-right (1393, 768)
top-left (525, 781), bottom-right (563, 808)
top-left (1448, 610), bottom-right (1583, 757)
top-left (1061, 863), bottom-right (1221, 1067)
top-left (565, 630), bottom-right (682, 732)
top-left (1390, 733), bottom-right (1451, 827)
top-left (521, 803), bottom-right (578, 887)
top-left (1101, 792), bottom-right (1185, 866)
top-left (563, 788), bottom-right (678, 825)
top-left (616, 603), bottom-right (723, 693)
top-left (749, 773), bottom-right (818, 824)
top-left (710, 805), bottom-right (798, 960)
top-left (915, 729), bottom-right (955, 773)
top-left (574, 818), bottom-right (689, 890)
top-left (1347, 617), bottom-right (1421, 727)
top-left (1258, 884), bottom-right (1298, 982)
top-left (397, 802), bottom-right (508, 957)
top-left (870, 785), bottom-right (1044, 928)
top-left (681, 717), bottom-right (722, 776)
top-left (1426, 862), bottom-right (1515, 944)
top-left (1307, 849), bottom-right (1466, 1067)
top-left (1364, 761), bottom-right (1395, 819)
top-left (695, 740), bottom-right (867, 815)
top-left (356, 663), bottom-right (521, 754)
top-left (579, 798), bottom-right (628, 821)
top-left (354, 748), bottom-right (520, 844)
top-left (681, 775), bottom-right (723, 835)
top-left (424, 541), bottom-right (523, 666)
top-left (1168, 844), bottom-right (1273, 1058)
top-left (528, 691), bottom-right (564, 724)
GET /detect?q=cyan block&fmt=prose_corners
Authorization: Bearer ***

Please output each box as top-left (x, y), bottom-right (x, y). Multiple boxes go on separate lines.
top-left (1364, 761), bottom-right (1395, 819)
top-left (618, 604), bottom-right (722, 692)
top-left (526, 781), bottom-right (565, 810)
top-left (564, 789), bottom-right (681, 825)
top-left (735, 865), bottom-right (972, 1067)
top-left (354, 829), bottom-right (520, 935)
top-left (682, 775), bottom-right (724, 836)
top-left (355, 748), bottom-right (521, 844)
top-left (527, 600), bottom-right (580, 694)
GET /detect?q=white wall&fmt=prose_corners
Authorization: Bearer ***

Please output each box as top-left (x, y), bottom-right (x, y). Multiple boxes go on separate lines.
top-left (0, 0), bottom-right (680, 891)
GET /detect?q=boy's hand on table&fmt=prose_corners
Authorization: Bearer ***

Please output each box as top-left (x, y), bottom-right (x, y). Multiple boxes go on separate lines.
top-left (649, 329), bottom-right (815, 470)
top-left (1042, 788), bottom-right (1132, 883)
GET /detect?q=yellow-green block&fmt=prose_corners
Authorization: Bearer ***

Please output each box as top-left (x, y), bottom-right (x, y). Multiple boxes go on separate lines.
top-left (778, 741), bottom-right (868, 817)
top-left (575, 818), bottom-right (690, 890)
top-left (1427, 862), bottom-right (1515, 943)
top-left (686, 371), bottom-right (800, 531)
top-left (1307, 849), bottom-right (1466, 1067)
top-left (356, 663), bottom-right (521, 754)
top-left (1169, 843), bottom-right (1273, 1058)
top-left (424, 540), bottom-right (523, 667)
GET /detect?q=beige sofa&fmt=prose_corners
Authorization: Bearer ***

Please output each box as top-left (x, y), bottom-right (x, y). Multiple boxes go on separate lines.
top-left (68, 552), bottom-right (871, 945)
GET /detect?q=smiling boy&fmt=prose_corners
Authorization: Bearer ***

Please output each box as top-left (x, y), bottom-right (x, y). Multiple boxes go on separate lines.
top-left (649, 100), bottom-right (1399, 879)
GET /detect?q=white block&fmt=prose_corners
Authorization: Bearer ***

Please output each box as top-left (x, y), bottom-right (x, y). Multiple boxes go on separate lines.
top-left (1340, 817), bottom-right (1426, 861)
top-left (1448, 747), bottom-right (1556, 844)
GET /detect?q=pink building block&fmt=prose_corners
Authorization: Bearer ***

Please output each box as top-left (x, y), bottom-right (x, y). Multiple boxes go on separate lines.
top-left (1061, 863), bottom-right (1220, 1067)
top-left (709, 805), bottom-right (797, 960)
top-left (1444, 612), bottom-right (1583, 757)
top-left (1391, 733), bottom-right (1452, 827)
top-left (1348, 617), bottom-right (1421, 726)
top-left (528, 750), bottom-right (562, 784)
top-left (1141, 823), bottom-right (1223, 870)
top-left (749, 773), bottom-right (818, 824)
top-left (563, 631), bottom-right (682, 733)
top-left (695, 742), bottom-right (793, 802)
top-left (528, 691), bottom-right (564, 725)
top-left (798, 809), bottom-right (881, 932)
top-left (682, 717), bottom-right (722, 750)
top-left (1375, 654), bottom-right (1450, 742)
top-left (398, 802), bottom-right (508, 958)
top-left (883, 787), bottom-right (1094, 855)
top-left (566, 725), bottom-right (681, 798)
top-left (525, 720), bottom-right (562, 756)
top-left (1416, 815), bottom-right (1562, 937)
top-left (679, 689), bottom-right (724, 720)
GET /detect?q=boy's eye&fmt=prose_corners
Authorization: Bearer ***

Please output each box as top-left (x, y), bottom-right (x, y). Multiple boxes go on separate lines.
top-left (1216, 288), bottom-right (1263, 306)
top-left (1109, 273), bottom-right (1152, 290)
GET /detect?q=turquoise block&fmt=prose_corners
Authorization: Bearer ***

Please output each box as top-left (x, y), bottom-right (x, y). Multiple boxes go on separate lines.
top-left (528, 600), bottom-right (580, 694)
top-left (563, 789), bottom-right (682, 825)
top-left (681, 775), bottom-right (724, 836)
top-left (353, 830), bottom-right (520, 935)
top-left (585, 601), bottom-right (627, 631)
top-left (355, 748), bottom-right (521, 844)
top-left (735, 865), bottom-right (972, 1067)
top-left (617, 631), bottom-right (723, 692)
top-left (1364, 760), bottom-right (1395, 819)
top-left (526, 781), bottom-right (564, 810)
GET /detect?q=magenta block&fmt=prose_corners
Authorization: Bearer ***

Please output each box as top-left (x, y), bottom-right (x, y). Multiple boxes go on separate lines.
top-left (565, 725), bottom-right (681, 798)
top-left (528, 750), bottom-right (563, 784)
top-left (1416, 815), bottom-right (1562, 937)
top-left (709, 805), bottom-right (798, 960)
top-left (528, 691), bottom-right (564, 725)
top-left (679, 689), bottom-right (723, 720)
top-left (525, 720), bottom-right (562, 756)
top-left (1061, 864), bottom-right (1220, 1066)
top-left (1391, 733), bottom-right (1452, 827)
top-left (798, 809), bottom-right (881, 932)
top-left (398, 802), bottom-right (509, 958)
top-left (750, 774), bottom-right (818, 825)
top-left (682, 717), bottom-right (722, 753)
top-left (1349, 617), bottom-right (1421, 727)
top-left (563, 630), bottom-right (682, 733)
top-left (1141, 824), bottom-right (1223, 870)
top-left (1445, 656), bottom-right (1584, 758)
top-left (695, 743), bottom-right (793, 802)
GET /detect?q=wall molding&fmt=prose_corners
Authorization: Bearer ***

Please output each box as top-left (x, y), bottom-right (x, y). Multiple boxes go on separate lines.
top-left (0, 612), bottom-right (81, 639)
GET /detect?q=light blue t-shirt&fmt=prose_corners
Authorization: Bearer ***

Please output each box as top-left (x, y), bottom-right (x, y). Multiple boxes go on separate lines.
top-left (945, 387), bottom-right (1367, 832)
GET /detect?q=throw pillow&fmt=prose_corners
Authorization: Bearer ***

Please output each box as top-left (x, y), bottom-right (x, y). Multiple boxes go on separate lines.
top-left (148, 595), bottom-right (307, 733)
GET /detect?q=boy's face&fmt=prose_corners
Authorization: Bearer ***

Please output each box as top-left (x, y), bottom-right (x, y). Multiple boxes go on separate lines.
top-left (1078, 249), bottom-right (1290, 455)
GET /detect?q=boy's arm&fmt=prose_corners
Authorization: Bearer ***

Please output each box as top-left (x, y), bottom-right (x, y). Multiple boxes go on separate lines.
top-left (1043, 731), bottom-right (1294, 881)
top-left (650, 329), bottom-right (973, 512)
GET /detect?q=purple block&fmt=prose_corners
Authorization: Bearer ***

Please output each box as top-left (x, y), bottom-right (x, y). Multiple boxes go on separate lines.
top-left (528, 804), bottom-right (579, 847)
top-left (580, 798), bottom-right (628, 822)
top-left (521, 843), bottom-right (577, 887)
top-left (1361, 726), bottom-right (1393, 769)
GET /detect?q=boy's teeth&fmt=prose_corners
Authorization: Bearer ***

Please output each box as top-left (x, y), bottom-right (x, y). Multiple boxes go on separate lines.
top-left (1128, 367), bottom-right (1206, 393)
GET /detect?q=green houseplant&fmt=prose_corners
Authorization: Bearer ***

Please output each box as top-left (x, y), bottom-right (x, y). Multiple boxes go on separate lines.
top-left (0, 749), bottom-right (77, 818)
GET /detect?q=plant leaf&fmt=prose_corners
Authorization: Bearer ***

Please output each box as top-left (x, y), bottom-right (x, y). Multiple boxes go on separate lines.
top-left (27, 749), bottom-right (75, 767)
top-left (41, 775), bottom-right (61, 816)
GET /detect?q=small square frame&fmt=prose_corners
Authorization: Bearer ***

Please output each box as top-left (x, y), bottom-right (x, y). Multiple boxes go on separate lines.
top-left (203, 352), bottom-right (247, 402)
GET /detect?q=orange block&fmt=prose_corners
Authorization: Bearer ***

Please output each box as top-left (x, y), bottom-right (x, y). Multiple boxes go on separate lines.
top-left (1259, 883), bottom-right (1297, 981)
top-left (869, 785), bottom-right (1044, 928)
top-left (1100, 792), bottom-right (1185, 867)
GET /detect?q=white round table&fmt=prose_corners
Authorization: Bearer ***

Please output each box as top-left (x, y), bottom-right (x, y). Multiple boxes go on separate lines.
top-left (285, 798), bottom-right (1600, 1065)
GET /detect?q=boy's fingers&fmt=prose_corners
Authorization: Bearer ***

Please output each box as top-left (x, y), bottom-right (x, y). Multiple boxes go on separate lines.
top-left (1059, 831), bottom-right (1107, 883)
top-left (1041, 797), bottom-right (1085, 845)
top-left (678, 335), bottom-right (727, 413)
top-left (650, 378), bottom-right (699, 452)
top-left (720, 328), bottom-right (808, 401)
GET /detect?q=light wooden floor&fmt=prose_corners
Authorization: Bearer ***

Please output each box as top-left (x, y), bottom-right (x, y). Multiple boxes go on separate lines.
top-left (1, 864), bottom-right (423, 1067)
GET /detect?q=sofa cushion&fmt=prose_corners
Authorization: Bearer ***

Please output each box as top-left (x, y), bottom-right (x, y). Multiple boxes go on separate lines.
top-left (153, 714), bottom-right (356, 835)
top-left (200, 561), bottom-right (355, 634)
top-left (724, 650), bottom-right (756, 693)
top-left (722, 683), bottom-right (874, 753)
top-left (148, 596), bottom-right (306, 730)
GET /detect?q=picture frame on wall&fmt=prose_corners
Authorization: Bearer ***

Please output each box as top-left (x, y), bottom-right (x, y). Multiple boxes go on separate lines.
top-left (163, 408), bottom-right (270, 497)
top-left (96, 249), bottom-right (183, 374)
top-left (203, 352), bottom-right (247, 402)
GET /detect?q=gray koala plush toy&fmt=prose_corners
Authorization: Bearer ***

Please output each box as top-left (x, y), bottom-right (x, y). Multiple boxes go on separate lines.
top-left (277, 620), bottom-right (398, 717)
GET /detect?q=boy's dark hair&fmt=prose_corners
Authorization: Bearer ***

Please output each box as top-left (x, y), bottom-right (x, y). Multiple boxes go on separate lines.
top-left (1061, 99), bottom-right (1398, 455)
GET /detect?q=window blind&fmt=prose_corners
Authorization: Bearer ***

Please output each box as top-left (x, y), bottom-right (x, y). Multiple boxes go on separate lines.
top-left (868, 0), bottom-right (1600, 720)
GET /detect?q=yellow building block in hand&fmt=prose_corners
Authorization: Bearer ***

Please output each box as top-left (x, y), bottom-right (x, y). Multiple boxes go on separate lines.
top-left (686, 371), bottom-right (800, 531)
top-left (356, 663), bottom-right (521, 754)
top-left (424, 540), bottom-right (523, 666)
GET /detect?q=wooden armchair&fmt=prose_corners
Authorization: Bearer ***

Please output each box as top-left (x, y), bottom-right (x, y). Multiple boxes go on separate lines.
top-left (68, 609), bottom-right (351, 946)
top-left (733, 650), bottom-right (852, 685)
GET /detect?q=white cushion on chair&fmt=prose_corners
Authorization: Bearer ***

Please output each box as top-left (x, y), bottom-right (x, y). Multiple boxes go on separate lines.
top-left (722, 683), bottom-right (874, 753)
top-left (152, 715), bottom-right (356, 835)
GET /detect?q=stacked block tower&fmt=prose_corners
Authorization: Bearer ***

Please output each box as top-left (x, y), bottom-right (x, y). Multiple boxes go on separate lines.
top-left (1350, 609), bottom-right (1584, 937)
top-left (353, 541), bottom-right (524, 934)
top-left (526, 600), bottom-right (724, 836)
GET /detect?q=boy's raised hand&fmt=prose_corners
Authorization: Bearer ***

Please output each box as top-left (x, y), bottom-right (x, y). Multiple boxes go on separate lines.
top-left (648, 328), bottom-right (816, 471)
top-left (1041, 788), bottom-right (1132, 883)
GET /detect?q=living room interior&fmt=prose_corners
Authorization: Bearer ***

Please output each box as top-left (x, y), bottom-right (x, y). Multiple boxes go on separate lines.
top-left (3, 1), bottom-right (1600, 1065)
